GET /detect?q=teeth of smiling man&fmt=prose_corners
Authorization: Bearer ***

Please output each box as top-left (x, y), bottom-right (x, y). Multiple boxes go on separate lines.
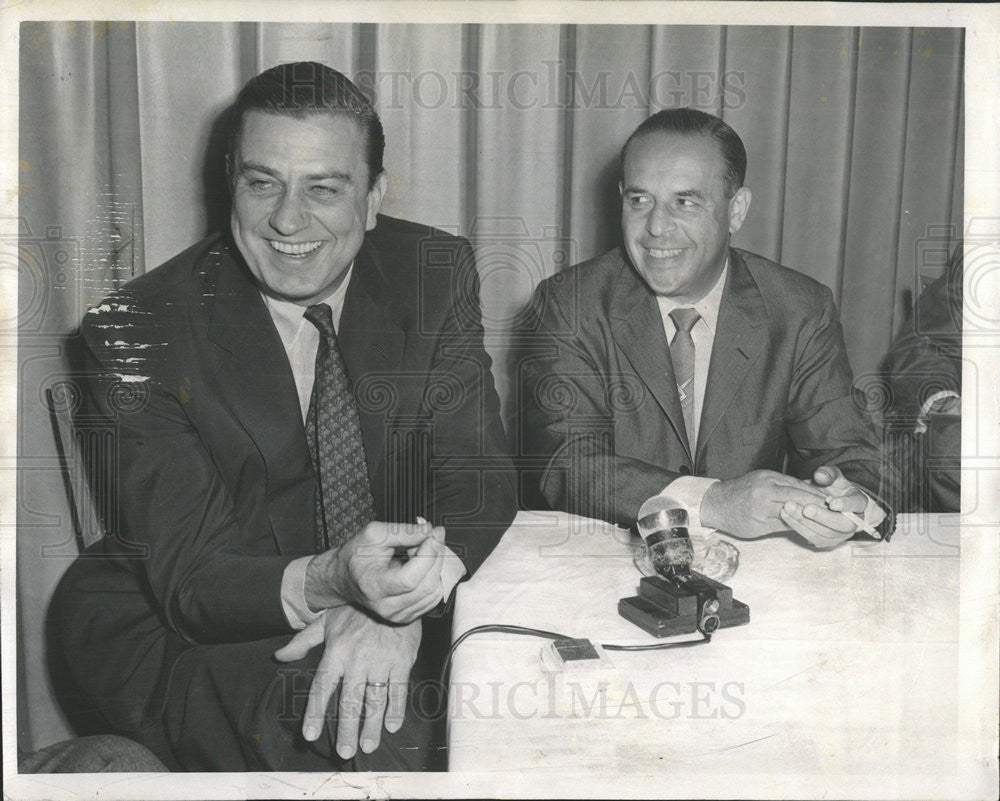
top-left (647, 247), bottom-right (684, 258)
top-left (268, 240), bottom-right (324, 256)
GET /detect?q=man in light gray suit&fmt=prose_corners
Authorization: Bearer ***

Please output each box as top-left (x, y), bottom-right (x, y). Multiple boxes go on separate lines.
top-left (520, 108), bottom-right (894, 545)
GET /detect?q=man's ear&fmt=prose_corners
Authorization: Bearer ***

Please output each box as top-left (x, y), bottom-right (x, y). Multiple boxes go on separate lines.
top-left (728, 186), bottom-right (751, 235)
top-left (618, 180), bottom-right (624, 197)
top-left (366, 171), bottom-right (388, 230)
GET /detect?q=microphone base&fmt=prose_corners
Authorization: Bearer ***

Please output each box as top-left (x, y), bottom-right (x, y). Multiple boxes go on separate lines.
top-left (618, 571), bottom-right (750, 638)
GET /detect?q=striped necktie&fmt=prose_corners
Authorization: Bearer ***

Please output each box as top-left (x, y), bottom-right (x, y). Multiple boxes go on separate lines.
top-left (669, 307), bottom-right (701, 452)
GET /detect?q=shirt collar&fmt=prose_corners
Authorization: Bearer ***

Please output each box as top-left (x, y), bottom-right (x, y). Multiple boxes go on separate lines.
top-left (260, 263), bottom-right (354, 348)
top-left (655, 256), bottom-right (729, 335)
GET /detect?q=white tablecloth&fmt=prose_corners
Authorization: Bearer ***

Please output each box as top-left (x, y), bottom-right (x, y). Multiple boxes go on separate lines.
top-left (448, 511), bottom-right (962, 795)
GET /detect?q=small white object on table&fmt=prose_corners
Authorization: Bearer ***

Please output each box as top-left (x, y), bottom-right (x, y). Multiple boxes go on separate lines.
top-left (448, 511), bottom-right (960, 797)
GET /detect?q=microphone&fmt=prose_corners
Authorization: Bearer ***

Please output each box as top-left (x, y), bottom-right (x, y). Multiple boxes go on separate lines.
top-left (635, 495), bottom-right (695, 578)
top-left (621, 496), bottom-right (749, 638)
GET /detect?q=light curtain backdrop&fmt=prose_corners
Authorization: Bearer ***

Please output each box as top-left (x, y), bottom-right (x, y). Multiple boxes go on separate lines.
top-left (17, 21), bottom-right (963, 750)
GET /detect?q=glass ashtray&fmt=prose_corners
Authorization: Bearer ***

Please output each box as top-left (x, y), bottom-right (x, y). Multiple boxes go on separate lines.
top-left (633, 536), bottom-right (740, 583)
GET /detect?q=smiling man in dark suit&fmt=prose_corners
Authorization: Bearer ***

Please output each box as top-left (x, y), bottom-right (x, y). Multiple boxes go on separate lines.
top-left (520, 108), bottom-right (893, 546)
top-left (52, 62), bottom-right (516, 772)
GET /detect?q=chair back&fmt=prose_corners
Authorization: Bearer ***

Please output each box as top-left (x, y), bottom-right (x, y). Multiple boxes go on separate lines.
top-left (45, 388), bottom-right (107, 550)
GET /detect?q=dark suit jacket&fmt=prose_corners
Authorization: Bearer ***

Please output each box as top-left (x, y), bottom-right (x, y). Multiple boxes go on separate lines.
top-left (519, 246), bottom-right (892, 535)
top-left (881, 242), bottom-right (962, 511)
top-left (53, 215), bottom-right (516, 742)
top-left (882, 242), bottom-right (962, 419)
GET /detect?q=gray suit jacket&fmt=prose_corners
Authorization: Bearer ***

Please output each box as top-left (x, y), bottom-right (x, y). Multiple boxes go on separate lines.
top-left (519, 246), bottom-right (892, 536)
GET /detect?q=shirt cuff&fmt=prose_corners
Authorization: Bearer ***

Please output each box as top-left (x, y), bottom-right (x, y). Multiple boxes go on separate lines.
top-left (662, 475), bottom-right (721, 535)
top-left (281, 555), bottom-right (323, 630)
top-left (916, 390), bottom-right (961, 434)
top-left (439, 546), bottom-right (468, 602)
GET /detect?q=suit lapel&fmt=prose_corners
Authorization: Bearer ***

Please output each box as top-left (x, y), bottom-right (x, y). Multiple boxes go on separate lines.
top-left (610, 256), bottom-right (691, 459)
top-left (337, 238), bottom-right (407, 483)
top-left (206, 241), bottom-right (314, 554)
top-left (696, 249), bottom-right (767, 460)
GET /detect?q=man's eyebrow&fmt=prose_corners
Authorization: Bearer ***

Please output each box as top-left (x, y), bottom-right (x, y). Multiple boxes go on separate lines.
top-left (237, 160), bottom-right (278, 177)
top-left (236, 162), bottom-right (353, 183)
top-left (304, 170), bottom-right (352, 182)
top-left (676, 188), bottom-right (708, 201)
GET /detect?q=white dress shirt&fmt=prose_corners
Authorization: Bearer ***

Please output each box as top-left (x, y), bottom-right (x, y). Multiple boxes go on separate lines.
top-left (655, 262), bottom-right (728, 451)
top-left (653, 260), bottom-right (884, 536)
top-left (263, 268), bottom-right (466, 629)
top-left (654, 263), bottom-right (728, 530)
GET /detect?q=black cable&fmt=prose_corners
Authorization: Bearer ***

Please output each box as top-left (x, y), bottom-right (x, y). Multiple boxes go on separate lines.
top-left (439, 625), bottom-right (570, 688)
top-left (439, 624), bottom-right (712, 688)
top-left (603, 635), bottom-right (710, 651)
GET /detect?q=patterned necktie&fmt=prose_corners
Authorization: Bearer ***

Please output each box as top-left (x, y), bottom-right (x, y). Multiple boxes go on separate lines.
top-left (303, 303), bottom-right (375, 551)
top-left (668, 307), bottom-right (701, 452)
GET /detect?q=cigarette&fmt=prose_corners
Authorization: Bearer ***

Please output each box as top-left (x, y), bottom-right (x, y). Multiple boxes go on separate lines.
top-left (838, 508), bottom-right (880, 539)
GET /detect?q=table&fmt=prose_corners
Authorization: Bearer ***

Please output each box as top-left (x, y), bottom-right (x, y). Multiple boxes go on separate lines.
top-left (448, 511), bottom-right (963, 796)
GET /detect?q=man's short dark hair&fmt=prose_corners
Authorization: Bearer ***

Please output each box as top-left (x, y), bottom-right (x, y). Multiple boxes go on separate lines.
top-left (621, 108), bottom-right (747, 198)
top-left (229, 61), bottom-right (385, 189)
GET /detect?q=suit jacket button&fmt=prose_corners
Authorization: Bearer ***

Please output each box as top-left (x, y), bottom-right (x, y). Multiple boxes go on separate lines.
top-left (679, 465), bottom-right (691, 475)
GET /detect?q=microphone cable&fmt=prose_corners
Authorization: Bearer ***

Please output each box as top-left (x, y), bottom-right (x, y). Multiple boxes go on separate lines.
top-left (439, 623), bottom-right (711, 689)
